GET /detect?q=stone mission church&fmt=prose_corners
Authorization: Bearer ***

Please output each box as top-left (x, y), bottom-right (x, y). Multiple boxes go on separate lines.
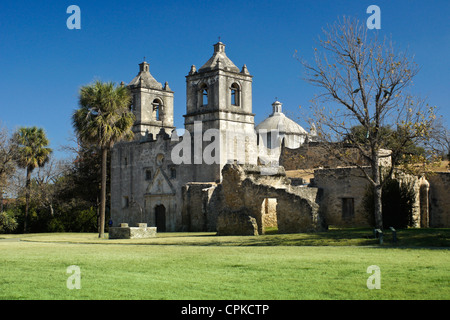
top-left (110, 42), bottom-right (317, 232)
top-left (111, 41), bottom-right (450, 234)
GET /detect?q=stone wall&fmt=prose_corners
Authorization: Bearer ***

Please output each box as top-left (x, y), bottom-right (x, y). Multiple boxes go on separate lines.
top-left (314, 167), bottom-right (371, 227)
top-left (216, 208), bottom-right (258, 236)
top-left (280, 142), bottom-right (392, 170)
top-left (314, 167), bottom-right (425, 228)
top-left (181, 182), bottom-right (223, 231)
top-left (181, 164), bottom-right (326, 235)
top-left (219, 164), bottom-right (324, 234)
top-left (179, 163), bottom-right (326, 235)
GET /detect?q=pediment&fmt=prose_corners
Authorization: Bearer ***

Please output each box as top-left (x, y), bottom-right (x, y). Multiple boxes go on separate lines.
top-left (145, 168), bottom-right (175, 195)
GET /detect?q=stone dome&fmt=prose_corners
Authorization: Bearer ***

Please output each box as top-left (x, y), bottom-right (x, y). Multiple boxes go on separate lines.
top-left (255, 100), bottom-right (308, 150)
top-left (255, 101), bottom-right (308, 135)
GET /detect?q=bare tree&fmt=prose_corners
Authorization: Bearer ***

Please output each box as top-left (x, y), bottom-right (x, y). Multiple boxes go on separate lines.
top-left (299, 17), bottom-right (437, 229)
top-left (0, 123), bottom-right (18, 212)
top-left (427, 116), bottom-right (450, 161)
top-left (32, 158), bottom-right (71, 216)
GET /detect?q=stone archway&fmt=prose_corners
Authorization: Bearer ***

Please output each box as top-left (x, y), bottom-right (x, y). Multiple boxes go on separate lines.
top-left (261, 198), bottom-right (278, 231)
top-left (155, 205), bottom-right (166, 232)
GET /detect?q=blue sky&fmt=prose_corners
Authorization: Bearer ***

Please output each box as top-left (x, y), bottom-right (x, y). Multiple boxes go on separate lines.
top-left (1, 0), bottom-right (449, 159)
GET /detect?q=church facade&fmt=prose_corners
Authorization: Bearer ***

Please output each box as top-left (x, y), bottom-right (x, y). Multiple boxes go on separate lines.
top-left (110, 42), bottom-right (314, 231)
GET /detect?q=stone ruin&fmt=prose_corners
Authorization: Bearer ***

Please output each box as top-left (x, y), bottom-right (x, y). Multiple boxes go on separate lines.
top-left (215, 163), bottom-right (326, 235)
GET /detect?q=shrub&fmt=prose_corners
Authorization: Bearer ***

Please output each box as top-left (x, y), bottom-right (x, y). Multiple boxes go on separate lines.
top-left (0, 210), bottom-right (18, 233)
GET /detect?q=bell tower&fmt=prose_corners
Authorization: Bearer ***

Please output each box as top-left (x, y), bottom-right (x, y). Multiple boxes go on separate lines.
top-left (128, 60), bottom-right (175, 139)
top-left (184, 42), bottom-right (257, 181)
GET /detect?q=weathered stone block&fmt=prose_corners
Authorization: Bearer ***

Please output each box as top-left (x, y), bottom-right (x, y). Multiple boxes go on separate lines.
top-left (109, 226), bottom-right (157, 239)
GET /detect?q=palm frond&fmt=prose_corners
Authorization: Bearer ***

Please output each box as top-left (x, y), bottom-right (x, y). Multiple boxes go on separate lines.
top-left (13, 126), bottom-right (52, 171)
top-left (73, 81), bottom-right (135, 149)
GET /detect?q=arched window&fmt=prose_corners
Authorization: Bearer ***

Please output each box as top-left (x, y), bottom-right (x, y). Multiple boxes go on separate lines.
top-left (199, 83), bottom-right (208, 107)
top-left (203, 88), bottom-right (208, 105)
top-left (152, 99), bottom-right (163, 121)
top-left (230, 83), bottom-right (240, 106)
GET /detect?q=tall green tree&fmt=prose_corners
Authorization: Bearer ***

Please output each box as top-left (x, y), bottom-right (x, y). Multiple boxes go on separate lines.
top-left (72, 81), bottom-right (135, 238)
top-left (13, 126), bottom-right (52, 233)
top-left (344, 124), bottom-right (427, 166)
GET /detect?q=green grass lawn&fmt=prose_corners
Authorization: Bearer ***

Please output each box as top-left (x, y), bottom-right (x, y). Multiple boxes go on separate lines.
top-left (0, 229), bottom-right (449, 300)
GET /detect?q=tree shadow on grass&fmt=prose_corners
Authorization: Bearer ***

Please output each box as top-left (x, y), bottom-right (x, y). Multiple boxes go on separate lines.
top-left (188, 228), bottom-right (450, 248)
top-left (17, 228), bottom-right (448, 248)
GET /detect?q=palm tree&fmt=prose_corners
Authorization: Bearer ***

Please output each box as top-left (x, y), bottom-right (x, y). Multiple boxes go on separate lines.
top-left (72, 80), bottom-right (135, 238)
top-left (14, 126), bottom-right (52, 233)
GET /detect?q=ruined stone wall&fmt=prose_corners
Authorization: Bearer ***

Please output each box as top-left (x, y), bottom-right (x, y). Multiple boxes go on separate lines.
top-left (428, 172), bottom-right (450, 227)
top-left (216, 208), bottom-right (258, 236)
top-left (181, 182), bottom-right (223, 231)
top-left (314, 167), bottom-right (424, 228)
top-left (280, 142), bottom-right (391, 170)
top-left (220, 164), bottom-right (324, 234)
top-left (274, 187), bottom-right (322, 233)
top-left (261, 198), bottom-right (277, 228)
